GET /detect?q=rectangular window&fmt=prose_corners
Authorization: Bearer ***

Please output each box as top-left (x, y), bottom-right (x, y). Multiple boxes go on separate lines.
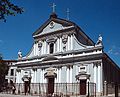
top-left (10, 69), bottom-right (14, 76)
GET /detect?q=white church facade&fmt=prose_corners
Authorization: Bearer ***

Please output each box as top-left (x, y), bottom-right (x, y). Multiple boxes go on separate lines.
top-left (6, 12), bottom-right (120, 96)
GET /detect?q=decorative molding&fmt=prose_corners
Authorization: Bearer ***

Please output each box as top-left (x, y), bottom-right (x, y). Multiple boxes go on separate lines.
top-left (34, 28), bottom-right (75, 41)
top-left (46, 36), bottom-right (57, 43)
top-left (38, 41), bottom-right (42, 50)
top-left (49, 21), bottom-right (55, 29)
top-left (62, 34), bottom-right (68, 44)
top-left (63, 43), bottom-right (66, 51)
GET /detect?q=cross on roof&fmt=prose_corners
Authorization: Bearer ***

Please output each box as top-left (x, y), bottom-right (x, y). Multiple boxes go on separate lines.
top-left (67, 8), bottom-right (70, 20)
top-left (51, 3), bottom-right (56, 13)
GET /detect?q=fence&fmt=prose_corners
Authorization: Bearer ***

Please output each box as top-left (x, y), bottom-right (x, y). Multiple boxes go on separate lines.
top-left (103, 82), bottom-right (120, 97)
top-left (2, 83), bottom-right (96, 97)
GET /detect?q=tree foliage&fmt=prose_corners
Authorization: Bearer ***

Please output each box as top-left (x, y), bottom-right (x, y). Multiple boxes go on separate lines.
top-left (0, 60), bottom-right (9, 91)
top-left (0, 0), bottom-right (24, 22)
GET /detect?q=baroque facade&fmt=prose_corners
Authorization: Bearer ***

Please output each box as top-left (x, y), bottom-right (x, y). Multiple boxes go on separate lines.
top-left (7, 13), bottom-right (120, 96)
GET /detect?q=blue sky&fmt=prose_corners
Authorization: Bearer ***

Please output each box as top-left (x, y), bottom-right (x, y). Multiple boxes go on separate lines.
top-left (0, 0), bottom-right (120, 66)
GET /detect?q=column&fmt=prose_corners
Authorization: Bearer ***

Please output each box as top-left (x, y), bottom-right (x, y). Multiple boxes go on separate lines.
top-left (36, 42), bottom-right (39, 56)
top-left (71, 34), bottom-right (73, 50)
top-left (17, 71), bottom-right (21, 83)
top-left (43, 40), bottom-right (45, 54)
top-left (37, 69), bottom-right (40, 83)
top-left (47, 43), bottom-right (49, 54)
top-left (20, 70), bottom-right (23, 83)
top-left (32, 69), bottom-right (37, 83)
top-left (60, 37), bottom-right (62, 52)
top-left (57, 38), bottom-right (60, 52)
top-left (67, 35), bottom-right (70, 51)
top-left (76, 65), bottom-right (79, 75)
top-left (54, 42), bottom-right (56, 53)
top-left (70, 66), bottom-right (73, 83)
top-left (34, 42), bottom-right (36, 56)
top-left (43, 69), bottom-right (45, 83)
top-left (40, 69), bottom-right (43, 83)
top-left (57, 68), bottom-right (59, 83)
top-left (55, 68), bottom-right (58, 83)
top-left (98, 63), bottom-right (101, 93)
top-left (35, 69), bottom-right (37, 83)
top-left (43, 69), bottom-right (46, 83)
top-left (41, 41), bottom-right (44, 54)
top-left (94, 63), bottom-right (97, 84)
top-left (31, 70), bottom-right (34, 83)
top-left (66, 67), bottom-right (70, 83)
top-left (35, 42), bottom-right (38, 55)
top-left (44, 41), bottom-right (46, 54)
top-left (59, 68), bottom-right (61, 83)
top-left (17, 70), bottom-right (21, 93)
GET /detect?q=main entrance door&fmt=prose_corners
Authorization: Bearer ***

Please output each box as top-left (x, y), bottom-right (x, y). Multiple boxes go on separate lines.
top-left (80, 80), bottom-right (86, 95)
top-left (48, 78), bottom-right (54, 95)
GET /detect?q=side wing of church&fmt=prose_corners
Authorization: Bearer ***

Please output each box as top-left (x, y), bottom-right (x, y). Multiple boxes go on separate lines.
top-left (9, 13), bottom-right (120, 96)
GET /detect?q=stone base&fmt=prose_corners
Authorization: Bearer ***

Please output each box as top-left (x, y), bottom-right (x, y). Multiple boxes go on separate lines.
top-left (70, 95), bottom-right (86, 97)
top-left (96, 92), bottom-right (103, 96)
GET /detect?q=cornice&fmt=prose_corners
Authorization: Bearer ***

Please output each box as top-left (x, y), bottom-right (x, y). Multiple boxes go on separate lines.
top-left (34, 27), bottom-right (75, 42)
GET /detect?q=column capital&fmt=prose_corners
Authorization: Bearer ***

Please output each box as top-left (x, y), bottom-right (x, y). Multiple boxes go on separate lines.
top-left (66, 65), bottom-right (70, 69)
top-left (57, 66), bottom-right (62, 70)
top-left (41, 68), bottom-right (46, 70)
top-left (32, 68), bottom-right (37, 71)
top-left (16, 69), bottom-right (21, 72)
top-left (93, 61), bottom-right (102, 67)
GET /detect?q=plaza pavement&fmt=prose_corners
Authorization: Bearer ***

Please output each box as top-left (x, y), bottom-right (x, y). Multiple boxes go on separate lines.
top-left (0, 93), bottom-right (115, 97)
top-left (0, 93), bottom-right (40, 97)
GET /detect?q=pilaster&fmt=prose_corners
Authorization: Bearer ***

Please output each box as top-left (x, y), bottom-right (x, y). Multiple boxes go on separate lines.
top-left (70, 66), bottom-right (73, 83)
top-left (98, 62), bottom-right (101, 93)
top-left (71, 34), bottom-right (73, 50)
top-left (60, 37), bottom-right (62, 52)
top-left (67, 35), bottom-right (70, 51)
top-left (93, 63), bottom-right (97, 84)
top-left (57, 37), bottom-right (60, 52)
top-left (44, 40), bottom-right (47, 54)
top-left (66, 66), bottom-right (70, 83)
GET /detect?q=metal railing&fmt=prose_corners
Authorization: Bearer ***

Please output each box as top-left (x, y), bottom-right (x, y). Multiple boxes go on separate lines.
top-left (1, 83), bottom-right (96, 97)
top-left (103, 82), bottom-right (120, 97)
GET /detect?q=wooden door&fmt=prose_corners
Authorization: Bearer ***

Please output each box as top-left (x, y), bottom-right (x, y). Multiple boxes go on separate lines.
top-left (48, 78), bottom-right (54, 95)
top-left (80, 80), bottom-right (86, 95)
top-left (24, 81), bottom-right (29, 95)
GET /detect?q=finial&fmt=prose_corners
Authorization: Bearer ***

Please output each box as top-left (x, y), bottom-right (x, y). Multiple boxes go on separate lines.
top-left (51, 3), bottom-right (56, 13)
top-left (66, 8), bottom-right (70, 20)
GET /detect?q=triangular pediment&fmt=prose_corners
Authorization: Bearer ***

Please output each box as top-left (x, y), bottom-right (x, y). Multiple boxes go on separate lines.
top-left (32, 15), bottom-right (74, 37)
top-left (32, 13), bottom-right (94, 46)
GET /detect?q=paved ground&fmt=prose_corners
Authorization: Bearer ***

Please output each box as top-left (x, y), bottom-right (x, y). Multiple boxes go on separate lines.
top-left (0, 93), bottom-right (40, 97)
top-left (0, 93), bottom-right (116, 97)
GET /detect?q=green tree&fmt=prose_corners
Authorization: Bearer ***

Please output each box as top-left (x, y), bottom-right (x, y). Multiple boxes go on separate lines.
top-left (0, 56), bottom-right (9, 91)
top-left (0, 0), bottom-right (24, 22)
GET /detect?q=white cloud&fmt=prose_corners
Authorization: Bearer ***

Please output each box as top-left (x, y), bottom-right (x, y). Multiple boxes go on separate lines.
top-left (108, 48), bottom-right (113, 54)
top-left (107, 45), bottom-right (120, 56)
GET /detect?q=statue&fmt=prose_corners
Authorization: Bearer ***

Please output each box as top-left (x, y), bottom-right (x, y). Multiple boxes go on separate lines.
top-left (18, 50), bottom-right (22, 59)
top-left (38, 41), bottom-right (42, 51)
top-left (96, 34), bottom-right (103, 46)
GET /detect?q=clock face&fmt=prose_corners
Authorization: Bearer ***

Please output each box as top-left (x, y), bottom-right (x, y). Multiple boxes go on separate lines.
top-left (49, 21), bottom-right (54, 29)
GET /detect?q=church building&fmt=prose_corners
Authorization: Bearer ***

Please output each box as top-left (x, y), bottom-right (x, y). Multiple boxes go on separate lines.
top-left (9, 11), bottom-right (120, 96)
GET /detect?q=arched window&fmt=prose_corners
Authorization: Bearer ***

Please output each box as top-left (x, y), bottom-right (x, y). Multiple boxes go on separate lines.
top-left (50, 43), bottom-right (54, 54)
